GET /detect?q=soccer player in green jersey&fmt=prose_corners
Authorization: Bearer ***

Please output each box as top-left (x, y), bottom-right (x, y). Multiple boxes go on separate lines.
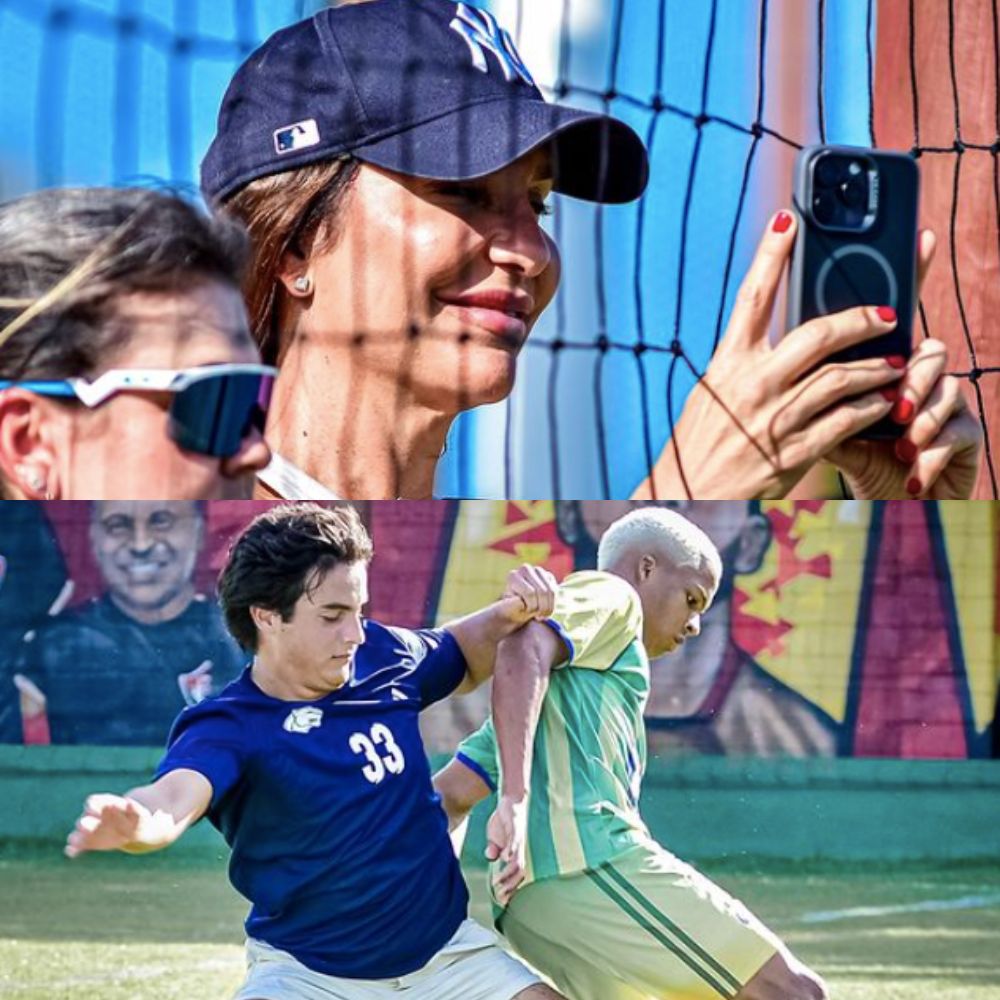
top-left (434, 507), bottom-right (828, 1000)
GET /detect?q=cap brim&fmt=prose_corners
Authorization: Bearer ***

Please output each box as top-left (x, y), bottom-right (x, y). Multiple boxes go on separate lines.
top-left (351, 98), bottom-right (649, 205)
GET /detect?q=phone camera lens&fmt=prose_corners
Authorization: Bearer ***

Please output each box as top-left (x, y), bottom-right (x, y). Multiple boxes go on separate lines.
top-left (813, 191), bottom-right (836, 224)
top-left (838, 175), bottom-right (867, 208)
top-left (814, 156), bottom-right (843, 188)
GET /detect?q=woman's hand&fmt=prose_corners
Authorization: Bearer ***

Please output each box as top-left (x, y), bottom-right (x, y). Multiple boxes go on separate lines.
top-left (637, 210), bottom-right (903, 499)
top-left (636, 214), bottom-right (982, 499)
top-left (826, 232), bottom-right (982, 498)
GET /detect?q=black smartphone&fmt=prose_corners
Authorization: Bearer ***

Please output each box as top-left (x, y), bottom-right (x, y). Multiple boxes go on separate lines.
top-left (786, 144), bottom-right (920, 439)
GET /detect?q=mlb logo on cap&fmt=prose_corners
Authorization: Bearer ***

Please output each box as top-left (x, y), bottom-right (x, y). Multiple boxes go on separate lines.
top-left (274, 119), bottom-right (321, 155)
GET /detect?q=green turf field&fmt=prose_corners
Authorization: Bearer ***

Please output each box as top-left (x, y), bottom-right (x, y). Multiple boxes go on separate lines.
top-left (1, 846), bottom-right (998, 999)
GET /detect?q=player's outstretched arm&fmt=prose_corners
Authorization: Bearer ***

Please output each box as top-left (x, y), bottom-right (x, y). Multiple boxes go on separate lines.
top-left (447, 564), bottom-right (558, 693)
top-left (65, 768), bottom-right (212, 859)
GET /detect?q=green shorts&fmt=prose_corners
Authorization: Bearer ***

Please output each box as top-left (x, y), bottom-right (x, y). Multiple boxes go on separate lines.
top-left (498, 841), bottom-right (781, 1000)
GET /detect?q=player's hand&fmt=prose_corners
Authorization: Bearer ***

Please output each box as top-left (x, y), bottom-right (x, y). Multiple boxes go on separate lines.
top-left (65, 794), bottom-right (149, 858)
top-left (825, 233), bottom-right (982, 497)
top-left (638, 212), bottom-right (918, 499)
top-left (500, 565), bottom-right (558, 625)
top-left (486, 794), bottom-right (528, 906)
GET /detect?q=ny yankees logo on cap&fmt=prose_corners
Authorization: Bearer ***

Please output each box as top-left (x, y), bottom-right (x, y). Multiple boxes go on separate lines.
top-left (449, 3), bottom-right (534, 86)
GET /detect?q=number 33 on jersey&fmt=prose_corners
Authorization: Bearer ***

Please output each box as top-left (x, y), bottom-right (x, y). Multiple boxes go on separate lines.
top-left (349, 723), bottom-right (406, 784)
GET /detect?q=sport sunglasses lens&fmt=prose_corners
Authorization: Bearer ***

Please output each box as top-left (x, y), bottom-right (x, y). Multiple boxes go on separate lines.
top-left (167, 372), bottom-right (275, 458)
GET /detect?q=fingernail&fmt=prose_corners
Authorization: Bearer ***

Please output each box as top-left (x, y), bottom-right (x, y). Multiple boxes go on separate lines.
top-left (895, 438), bottom-right (918, 463)
top-left (772, 211), bottom-right (793, 234)
top-left (876, 306), bottom-right (897, 323)
top-left (880, 386), bottom-right (899, 402)
top-left (906, 476), bottom-right (922, 496)
top-left (886, 355), bottom-right (907, 369)
top-left (892, 397), bottom-right (915, 424)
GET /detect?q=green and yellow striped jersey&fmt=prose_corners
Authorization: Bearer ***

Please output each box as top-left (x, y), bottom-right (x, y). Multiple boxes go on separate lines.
top-left (456, 571), bottom-right (652, 892)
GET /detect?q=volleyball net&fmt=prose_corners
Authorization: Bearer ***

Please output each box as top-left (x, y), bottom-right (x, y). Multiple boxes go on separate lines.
top-left (0, 0), bottom-right (994, 498)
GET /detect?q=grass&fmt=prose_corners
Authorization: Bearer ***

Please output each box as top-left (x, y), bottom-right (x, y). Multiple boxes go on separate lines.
top-left (1, 845), bottom-right (998, 999)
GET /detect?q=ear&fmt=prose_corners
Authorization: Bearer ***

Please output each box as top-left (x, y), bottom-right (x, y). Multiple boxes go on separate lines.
top-left (733, 514), bottom-right (772, 575)
top-left (277, 247), bottom-right (313, 299)
top-left (249, 604), bottom-right (281, 636)
top-left (639, 553), bottom-right (656, 581)
top-left (0, 390), bottom-right (62, 499)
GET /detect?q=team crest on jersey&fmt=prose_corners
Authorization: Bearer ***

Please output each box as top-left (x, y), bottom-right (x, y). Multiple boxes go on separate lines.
top-left (449, 3), bottom-right (534, 86)
top-left (283, 706), bottom-right (324, 734)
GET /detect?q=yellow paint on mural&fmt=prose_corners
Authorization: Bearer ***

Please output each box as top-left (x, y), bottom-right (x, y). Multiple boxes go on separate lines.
top-left (737, 501), bottom-right (872, 722)
top-left (938, 500), bottom-right (997, 735)
top-left (434, 501), bottom-right (559, 624)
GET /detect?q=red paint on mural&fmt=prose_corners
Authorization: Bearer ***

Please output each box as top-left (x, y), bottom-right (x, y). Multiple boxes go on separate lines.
top-left (854, 503), bottom-right (967, 758)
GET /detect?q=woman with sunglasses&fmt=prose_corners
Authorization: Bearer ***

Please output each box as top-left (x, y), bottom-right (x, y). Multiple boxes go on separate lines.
top-left (207, 0), bottom-right (980, 500)
top-left (0, 187), bottom-right (274, 499)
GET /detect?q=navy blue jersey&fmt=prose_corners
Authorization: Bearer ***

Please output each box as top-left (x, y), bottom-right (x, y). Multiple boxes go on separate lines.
top-left (155, 619), bottom-right (469, 979)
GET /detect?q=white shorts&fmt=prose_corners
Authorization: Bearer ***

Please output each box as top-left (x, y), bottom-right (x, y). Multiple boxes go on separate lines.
top-left (233, 918), bottom-right (542, 1000)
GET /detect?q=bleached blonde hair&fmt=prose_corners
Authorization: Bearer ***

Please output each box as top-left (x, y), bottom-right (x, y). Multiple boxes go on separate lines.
top-left (597, 506), bottom-right (722, 581)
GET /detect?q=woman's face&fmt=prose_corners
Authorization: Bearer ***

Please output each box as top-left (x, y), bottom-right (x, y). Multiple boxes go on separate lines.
top-left (50, 280), bottom-right (271, 499)
top-left (292, 147), bottom-right (561, 411)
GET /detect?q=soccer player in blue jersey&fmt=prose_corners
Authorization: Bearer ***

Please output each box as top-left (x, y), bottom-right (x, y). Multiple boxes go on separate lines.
top-left (64, 503), bottom-right (565, 1000)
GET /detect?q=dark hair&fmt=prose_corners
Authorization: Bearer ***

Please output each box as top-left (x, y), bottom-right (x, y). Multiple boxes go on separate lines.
top-left (0, 186), bottom-right (249, 382)
top-left (220, 158), bottom-right (360, 365)
top-left (218, 502), bottom-right (373, 652)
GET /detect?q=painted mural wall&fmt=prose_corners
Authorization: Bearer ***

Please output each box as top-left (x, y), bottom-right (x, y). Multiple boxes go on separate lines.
top-left (0, 500), bottom-right (996, 758)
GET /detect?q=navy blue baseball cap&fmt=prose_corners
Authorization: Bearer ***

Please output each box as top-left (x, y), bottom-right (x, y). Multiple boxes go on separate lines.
top-left (202, 0), bottom-right (649, 205)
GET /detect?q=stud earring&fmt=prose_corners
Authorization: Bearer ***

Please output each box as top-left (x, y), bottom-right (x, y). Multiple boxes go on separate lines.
top-left (16, 465), bottom-right (47, 496)
top-left (293, 275), bottom-right (312, 295)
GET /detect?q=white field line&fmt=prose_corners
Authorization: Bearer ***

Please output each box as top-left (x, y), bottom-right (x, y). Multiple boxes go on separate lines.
top-left (797, 893), bottom-right (1000, 924)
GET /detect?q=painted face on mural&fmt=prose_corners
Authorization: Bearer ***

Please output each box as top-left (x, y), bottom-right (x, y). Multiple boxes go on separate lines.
top-left (561, 501), bottom-right (771, 585)
top-left (89, 501), bottom-right (203, 623)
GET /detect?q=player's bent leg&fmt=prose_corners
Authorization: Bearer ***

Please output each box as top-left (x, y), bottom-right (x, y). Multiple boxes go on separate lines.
top-left (500, 842), bottom-right (795, 1000)
top-left (502, 893), bottom-right (649, 1000)
top-left (734, 950), bottom-right (828, 1000)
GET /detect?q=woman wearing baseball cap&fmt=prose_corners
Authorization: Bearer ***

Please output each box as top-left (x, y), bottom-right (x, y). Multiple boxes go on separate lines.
top-left (205, 0), bottom-right (980, 499)
top-left (0, 188), bottom-right (274, 499)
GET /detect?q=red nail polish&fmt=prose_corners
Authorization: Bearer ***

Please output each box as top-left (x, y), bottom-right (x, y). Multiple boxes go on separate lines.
top-left (886, 355), bottom-right (907, 369)
top-left (892, 398), bottom-right (915, 424)
top-left (880, 386), bottom-right (899, 402)
top-left (772, 211), bottom-right (793, 234)
top-left (895, 438), bottom-right (918, 463)
top-left (906, 477), bottom-right (922, 495)
top-left (876, 306), bottom-right (897, 323)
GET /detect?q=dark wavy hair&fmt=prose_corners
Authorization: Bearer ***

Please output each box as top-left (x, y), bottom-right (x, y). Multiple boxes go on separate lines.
top-left (218, 503), bottom-right (373, 652)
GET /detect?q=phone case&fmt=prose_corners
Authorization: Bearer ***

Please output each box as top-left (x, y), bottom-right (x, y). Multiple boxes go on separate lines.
top-left (786, 144), bottom-right (920, 440)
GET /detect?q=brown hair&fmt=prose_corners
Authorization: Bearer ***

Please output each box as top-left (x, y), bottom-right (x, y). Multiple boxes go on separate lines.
top-left (218, 502), bottom-right (373, 652)
top-left (220, 158), bottom-right (360, 365)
